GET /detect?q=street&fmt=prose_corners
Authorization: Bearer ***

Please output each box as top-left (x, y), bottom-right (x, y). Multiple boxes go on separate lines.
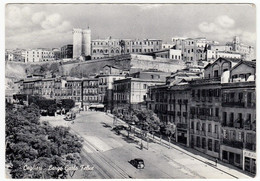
top-left (40, 111), bottom-right (251, 179)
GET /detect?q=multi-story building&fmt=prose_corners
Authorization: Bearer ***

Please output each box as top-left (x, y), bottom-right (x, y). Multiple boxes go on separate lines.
top-left (171, 37), bottom-right (219, 63)
top-left (41, 78), bottom-right (55, 99)
top-left (73, 28), bottom-right (91, 59)
top-left (91, 37), bottom-right (163, 60)
top-left (52, 48), bottom-right (61, 60)
top-left (113, 77), bottom-right (165, 113)
top-left (61, 44), bottom-right (73, 59)
top-left (65, 78), bottom-right (82, 105)
top-left (146, 57), bottom-right (256, 174)
top-left (96, 73), bottom-right (126, 111)
top-left (23, 78), bottom-right (41, 95)
top-left (206, 36), bottom-right (254, 62)
top-left (220, 61), bottom-right (256, 174)
top-left (82, 78), bottom-right (99, 104)
top-left (206, 49), bottom-right (242, 62)
top-left (25, 49), bottom-right (55, 63)
top-left (189, 77), bottom-right (222, 158)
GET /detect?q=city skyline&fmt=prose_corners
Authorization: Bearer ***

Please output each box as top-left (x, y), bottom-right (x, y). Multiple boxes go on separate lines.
top-left (5, 3), bottom-right (256, 49)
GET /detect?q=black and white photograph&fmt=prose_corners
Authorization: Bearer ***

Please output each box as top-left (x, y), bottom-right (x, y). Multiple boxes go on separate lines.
top-left (3, 1), bottom-right (258, 179)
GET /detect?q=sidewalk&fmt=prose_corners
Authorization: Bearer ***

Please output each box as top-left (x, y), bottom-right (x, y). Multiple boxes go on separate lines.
top-left (106, 113), bottom-right (253, 179)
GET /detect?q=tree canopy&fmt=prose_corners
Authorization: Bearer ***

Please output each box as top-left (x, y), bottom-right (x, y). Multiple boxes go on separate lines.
top-left (6, 104), bottom-right (83, 178)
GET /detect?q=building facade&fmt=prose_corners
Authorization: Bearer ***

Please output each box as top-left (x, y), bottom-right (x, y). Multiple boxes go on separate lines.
top-left (61, 44), bottom-right (73, 59)
top-left (25, 49), bottom-right (55, 63)
top-left (73, 28), bottom-right (91, 59)
top-left (146, 57), bottom-right (256, 174)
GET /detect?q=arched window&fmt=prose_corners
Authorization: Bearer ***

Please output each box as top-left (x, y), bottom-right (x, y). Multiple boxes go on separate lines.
top-left (93, 50), bottom-right (96, 53)
top-left (116, 50), bottom-right (119, 53)
top-left (111, 50), bottom-right (114, 53)
top-left (100, 49), bottom-right (103, 53)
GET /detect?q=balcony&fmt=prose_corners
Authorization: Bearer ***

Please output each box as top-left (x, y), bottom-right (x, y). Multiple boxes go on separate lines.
top-left (168, 111), bottom-right (175, 115)
top-left (198, 115), bottom-right (207, 120)
top-left (200, 131), bottom-right (206, 136)
top-left (212, 132), bottom-right (219, 139)
top-left (210, 116), bottom-right (220, 122)
top-left (190, 129), bottom-right (194, 134)
top-left (222, 102), bottom-right (245, 108)
top-left (247, 102), bottom-right (256, 108)
top-left (234, 122), bottom-right (243, 129)
top-left (222, 139), bottom-right (243, 149)
top-left (177, 123), bottom-right (188, 130)
top-left (245, 142), bottom-right (256, 151)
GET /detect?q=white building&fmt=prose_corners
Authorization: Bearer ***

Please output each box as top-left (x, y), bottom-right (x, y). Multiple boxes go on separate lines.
top-left (169, 49), bottom-right (182, 60)
top-left (25, 49), bottom-right (55, 63)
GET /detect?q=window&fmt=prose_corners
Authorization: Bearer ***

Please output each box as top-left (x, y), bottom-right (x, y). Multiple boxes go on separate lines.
top-left (235, 154), bottom-right (241, 164)
top-left (214, 140), bottom-right (219, 152)
top-left (196, 136), bottom-right (200, 147)
top-left (191, 121), bottom-right (194, 129)
top-left (214, 125), bottom-right (218, 133)
top-left (223, 112), bottom-right (227, 125)
top-left (214, 70), bottom-right (218, 77)
top-left (238, 92), bottom-right (243, 103)
top-left (208, 124), bottom-right (211, 132)
top-left (202, 138), bottom-right (206, 149)
top-left (215, 108), bottom-right (219, 117)
top-left (247, 92), bottom-right (252, 104)
top-left (208, 139), bottom-right (212, 151)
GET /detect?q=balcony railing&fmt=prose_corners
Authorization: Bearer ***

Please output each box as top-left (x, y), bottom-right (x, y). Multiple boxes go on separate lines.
top-left (200, 131), bottom-right (206, 136)
top-left (198, 115), bottom-right (207, 120)
top-left (167, 111), bottom-right (175, 115)
top-left (247, 102), bottom-right (256, 108)
top-left (222, 139), bottom-right (243, 149)
top-left (210, 116), bottom-right (220, 122)
top-left (222, 102), bottom-right (245, 108)
top-left (190, 129), bottom-right (194, 134)
top-left (245, 142), bottom-right (256, 151)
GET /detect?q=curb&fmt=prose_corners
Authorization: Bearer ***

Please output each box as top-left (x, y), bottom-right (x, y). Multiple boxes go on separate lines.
top-left (106, 113), bottom-right (251, 179)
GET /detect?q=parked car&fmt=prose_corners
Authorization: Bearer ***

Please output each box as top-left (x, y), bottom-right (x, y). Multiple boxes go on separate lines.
top-left (129, 158), bottom-right (145, 169)
top-left (41, 110), bottom-right (48, 116)
top-left (64, 112), bottom-right (76, 121)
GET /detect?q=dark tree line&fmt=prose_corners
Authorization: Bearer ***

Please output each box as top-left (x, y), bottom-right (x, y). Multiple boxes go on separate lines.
top-left (6, 103), bottom-right (83, 178)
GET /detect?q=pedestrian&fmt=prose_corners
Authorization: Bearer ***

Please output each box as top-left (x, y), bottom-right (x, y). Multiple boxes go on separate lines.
top-left (140, 143), bottom-right (143, 150)
top-left (215, 158), bottom-right (218, 166)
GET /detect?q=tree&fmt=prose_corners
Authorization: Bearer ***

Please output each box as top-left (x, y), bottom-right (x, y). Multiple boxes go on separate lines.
top-left (61, 99), bottom-right (75, 110)
top-left (165, 123), bottom-right (176, 149)
top-left (5, 104), bottom-right (83, 179)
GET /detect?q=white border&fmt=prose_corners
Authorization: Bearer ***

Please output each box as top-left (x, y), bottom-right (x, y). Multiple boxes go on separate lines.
top-left (1, 1), bottom-right (258, 181)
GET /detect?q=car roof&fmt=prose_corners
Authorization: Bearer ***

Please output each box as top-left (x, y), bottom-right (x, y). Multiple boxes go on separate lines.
top-left (134, 158), bottom-right (144, 161)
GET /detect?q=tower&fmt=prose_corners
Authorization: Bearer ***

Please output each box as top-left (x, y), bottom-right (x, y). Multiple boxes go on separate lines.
top-left (233, 36), bottom-right (240, 52)
top-left (73, 28), bottom-right (83, 59)
top-left (82, 28), bottom-right (91, 57)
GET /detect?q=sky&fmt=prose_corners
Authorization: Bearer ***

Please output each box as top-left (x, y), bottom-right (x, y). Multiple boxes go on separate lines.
top-left (5, 3), bottom-right (256, 49)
